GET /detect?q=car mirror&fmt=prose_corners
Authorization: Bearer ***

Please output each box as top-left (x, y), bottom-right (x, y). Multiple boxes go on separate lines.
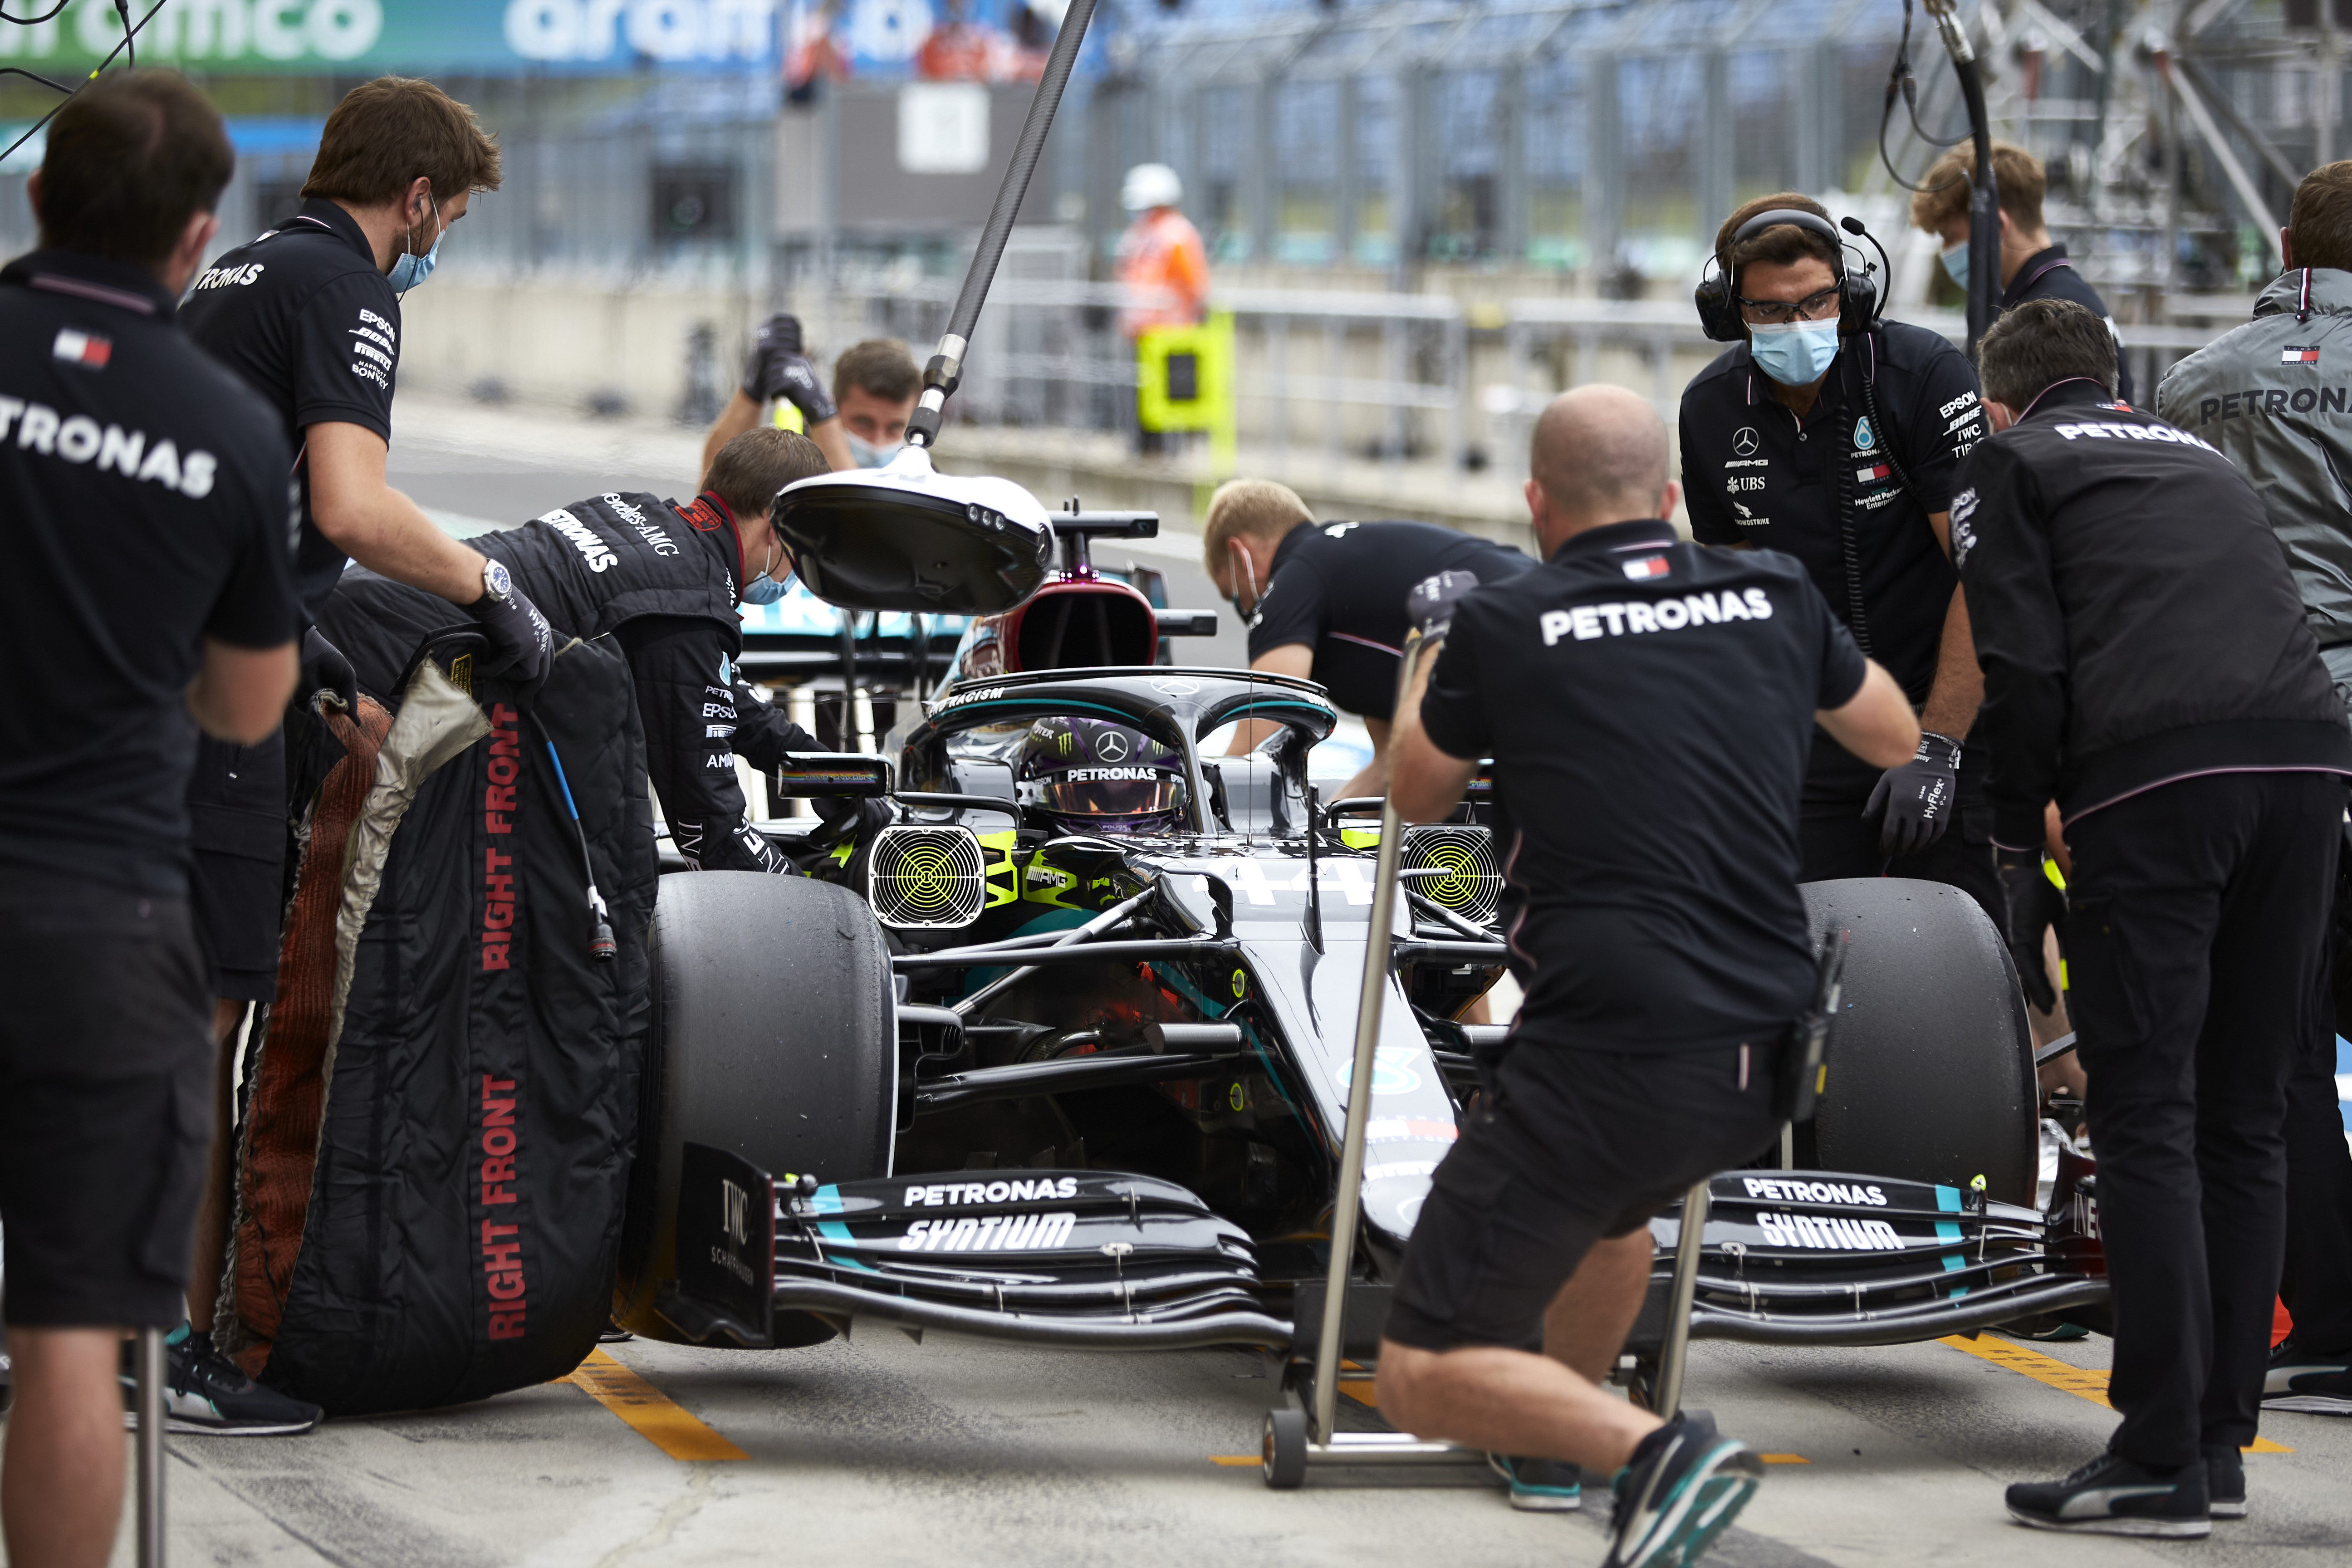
top-left (772, 753), bottom-right (894, 799)
top-left (770, 446), bottom-right (1053, 616)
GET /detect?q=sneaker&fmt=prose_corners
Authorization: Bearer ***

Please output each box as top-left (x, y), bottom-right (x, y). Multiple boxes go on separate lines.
top-left (2261, 1340), bottom-right (2352, 1415)
top-left (122, 1327), bottom-right (323, 1436)
top-left (2204, 1444), bottom-right (2245, 1521)
top-left (1602, 1411), bottom-right (1764, 1568)
top-left (2004, 1451), bottom-right (2209, 1538)
top-left (1488, 1453), bottom-right (1582, 1512)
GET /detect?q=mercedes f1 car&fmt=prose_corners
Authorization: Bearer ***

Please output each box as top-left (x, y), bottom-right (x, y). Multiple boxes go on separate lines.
top-left (620, 458), bottom-right (2112, 1410)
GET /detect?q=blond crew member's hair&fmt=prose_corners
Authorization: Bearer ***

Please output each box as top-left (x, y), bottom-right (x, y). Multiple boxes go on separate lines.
top-left (1200, 479), bottom-right (1313, 573)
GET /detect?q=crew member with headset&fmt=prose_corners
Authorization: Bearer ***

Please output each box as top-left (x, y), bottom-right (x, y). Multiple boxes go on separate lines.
top-left (1374, 386), bottom-right (1921, 1563)
top-left (1910, 140), bottom-right (2134, 404)
top-left (1679, 193), bottom-right (1996, 923)
top-left (0, 70), bottom-right (304, 1551)
top-left (1959, 300), bottom-right (2352, 1534)
top-left (1202, 478), bottom-right (1531, 801)
top-left (319, 428), bottom-right (883, 873)
top-left (169, 74), bottom-right (551, 1438)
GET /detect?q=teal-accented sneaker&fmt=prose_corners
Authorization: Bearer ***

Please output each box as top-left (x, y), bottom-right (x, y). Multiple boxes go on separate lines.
top-left (2262, 1340), bottom-right (2352, 1415)
top-left (122, 1326), bottom-right (323, 1436)
top-left (1488, 1453), bottom-right (1582, 1512)
top-left (1602, 1411), bottom-right (1764, 1568)
top-left (2004, 1450), bottom-right (2209, 1538)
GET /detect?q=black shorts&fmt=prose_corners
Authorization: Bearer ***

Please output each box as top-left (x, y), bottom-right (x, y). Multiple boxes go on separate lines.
top-left (186, 727), bottom-right (287, 1002)
top-left (0, 869), bottom-right (214, 1328)
top-left (1385, 1039), bottom-right (1783, 1353)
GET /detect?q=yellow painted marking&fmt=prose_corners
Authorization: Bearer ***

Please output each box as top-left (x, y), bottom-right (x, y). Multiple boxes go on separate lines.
top-left (564, 1348), bottom-right (747, 1461)
top-left (1210, 1455), bottom-right (1262, 1466)
top-left (1758, 1453), bottom-right (1810, 1464)
top-left (1940, 1337), bottom-right (2292, 1453)
top-left (1338, 1377), bottom-right (1379, 1407)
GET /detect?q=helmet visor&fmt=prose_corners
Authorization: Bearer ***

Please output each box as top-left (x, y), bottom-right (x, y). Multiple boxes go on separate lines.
top-left (1034, 773), bottom-right (1183, 821)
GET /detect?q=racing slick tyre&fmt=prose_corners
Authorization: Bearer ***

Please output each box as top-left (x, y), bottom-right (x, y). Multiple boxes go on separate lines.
top-left (1262, 1406), bottom-right (1309, 1489)
top-left (615, 872), bottom-right (897, 1344)
top-left (1802, 878), bottom-right (2037, 1207)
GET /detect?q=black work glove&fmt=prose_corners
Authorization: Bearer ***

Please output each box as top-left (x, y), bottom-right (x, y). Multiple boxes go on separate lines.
top-left (1406, 569), bottom-right (1481, 641)
top-left (1864, 728), bottom-right (1961, 856)
top-left (470, 583), bottom-right (555, 691)
top-left (745, 313), bottom-right (838, 425)
top-left (812, 794), bottom-right (892, 837)
top-left (300, 625), bottom-right (356, 715)
top-left (1996, 845), bottom-right (2065, 1013)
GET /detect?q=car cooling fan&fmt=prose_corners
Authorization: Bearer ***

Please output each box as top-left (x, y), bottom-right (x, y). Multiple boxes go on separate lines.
top-left (1400, 826), bottom-right (1500, 927)
top-left (867, 826), bottom-right (988, 931)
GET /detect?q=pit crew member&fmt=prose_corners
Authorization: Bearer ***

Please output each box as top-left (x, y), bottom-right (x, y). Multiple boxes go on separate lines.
top-left (1958, 301), bottom-right (2352, 1534)
top-left (1910, 140), bottom-right (2133, 404)
top-left (704, 330), bottom-right (921, 474)
top-left (170, 78), bottom-right (549, 1430)
top-left (1375, 385), bottom-right (1920, 1566)
top-left (1202, 479), bottom-right (1531, 801)
top-left (0, 71), bottom-right (304, 1558)
top-left (1679, 193), bottom-right (1997, 925)
top-left (320, 428), bottom-right (877, 871)
top-left (2156, 161), bottom-right (2352, 1414)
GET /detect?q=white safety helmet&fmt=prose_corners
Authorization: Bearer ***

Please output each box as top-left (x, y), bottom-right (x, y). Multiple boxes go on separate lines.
top-left (1120, 163), bottom-right (1183, 214)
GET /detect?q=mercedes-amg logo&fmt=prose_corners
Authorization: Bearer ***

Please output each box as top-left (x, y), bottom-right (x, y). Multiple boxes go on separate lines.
top-left (1095, 731), bottom-right (1132, 763)
top-left (1732, 427), bottom-right (1760, 457)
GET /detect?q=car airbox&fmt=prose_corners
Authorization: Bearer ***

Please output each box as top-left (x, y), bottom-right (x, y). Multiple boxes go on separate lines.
top-left (772, 447), bottom-right (1052, 616)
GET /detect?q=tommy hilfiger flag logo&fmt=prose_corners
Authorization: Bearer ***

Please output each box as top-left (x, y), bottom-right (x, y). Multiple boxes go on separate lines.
top-left (1856, 462), bottom-right (1891, 483)
top-left (51, 328), bottom-right (111, 368)
top-left (2283, 345), bottom-right (2322, 364)
top-left (1622, 555), bottom-right (1671, 580)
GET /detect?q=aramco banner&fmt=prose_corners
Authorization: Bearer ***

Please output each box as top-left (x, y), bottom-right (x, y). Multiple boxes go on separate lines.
top-left (0, 0), bottom-right (783, 72)
top-left (0, 0), bottom-right (1088, 76)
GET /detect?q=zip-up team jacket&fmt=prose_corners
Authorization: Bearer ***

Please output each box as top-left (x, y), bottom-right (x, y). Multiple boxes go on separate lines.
top-left (1950, 379), bottom-right (2352, 850)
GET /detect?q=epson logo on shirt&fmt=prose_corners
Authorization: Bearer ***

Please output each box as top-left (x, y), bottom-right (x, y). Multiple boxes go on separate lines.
top-left (1540, 588), bottom-right (1773, 645)
top-left (539, 507), bottom-right (617, 572)
top-left (0, 395), bottom-right (217, 497)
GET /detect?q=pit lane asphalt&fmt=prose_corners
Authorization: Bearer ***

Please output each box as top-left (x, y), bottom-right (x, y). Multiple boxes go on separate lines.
top-left (72, 1329), bottom-right (2352, 1568)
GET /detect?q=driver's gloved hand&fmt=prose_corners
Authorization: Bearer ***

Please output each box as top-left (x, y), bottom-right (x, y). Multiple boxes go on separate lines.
top-left (1865, 729), bottom-right (1961, 855)
top-left (300, 625), bottom-right (356, 715)
top-left (747, 313), bottom-right (838, 426)
top-left (1406, 569), bottom-right (1481, 641)
top-left (1995, 844), bottom-right (2064, 1013)
top-left (470, 583), bottom-right (555, 691)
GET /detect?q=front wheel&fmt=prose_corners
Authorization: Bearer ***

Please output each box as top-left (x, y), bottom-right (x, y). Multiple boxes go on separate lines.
top-left (614, 872), bottom-right (897, 1342)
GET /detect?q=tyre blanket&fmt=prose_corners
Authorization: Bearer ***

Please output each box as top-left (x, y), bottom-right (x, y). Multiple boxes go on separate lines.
top-left (222, 637), bottom-right (656, 1413)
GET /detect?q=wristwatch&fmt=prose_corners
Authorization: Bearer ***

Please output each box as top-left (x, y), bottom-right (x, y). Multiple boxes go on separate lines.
top-left (480, 558), bottom-right (514, 606)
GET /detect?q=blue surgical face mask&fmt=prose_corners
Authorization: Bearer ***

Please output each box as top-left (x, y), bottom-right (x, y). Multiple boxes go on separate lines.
top-left (1747, 318), bottom-right (1842, 387)
top-left (740, 538), bottom-right (788, 605)
top-left (844, 430), bottom-right (906, 469)
top-left (1940, 240), bottom-right (1969, 288)
top-left (386, 196), bottom-right (443, 295)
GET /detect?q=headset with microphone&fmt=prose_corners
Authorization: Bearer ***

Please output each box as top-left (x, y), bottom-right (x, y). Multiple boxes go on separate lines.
top-left (1693, 207), bottom-right (1889, 343)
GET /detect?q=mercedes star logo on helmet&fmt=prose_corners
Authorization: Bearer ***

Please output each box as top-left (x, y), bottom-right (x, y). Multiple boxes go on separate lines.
top-left (1096, 731), bottom-right (1132, 763)
top-left (1732, 427), bottom-right (1760, 457)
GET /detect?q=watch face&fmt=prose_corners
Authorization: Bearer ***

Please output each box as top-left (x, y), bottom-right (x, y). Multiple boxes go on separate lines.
top-left (484, 560), bottom-right (512, 598)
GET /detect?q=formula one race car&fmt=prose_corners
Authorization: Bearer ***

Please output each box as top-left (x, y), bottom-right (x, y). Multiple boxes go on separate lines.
top-left (624, 458), bottom-right (2112, 1388)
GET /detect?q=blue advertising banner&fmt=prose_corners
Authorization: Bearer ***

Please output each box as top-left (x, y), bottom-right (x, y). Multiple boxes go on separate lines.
top-left (0, 0), bottom-right (786, 74)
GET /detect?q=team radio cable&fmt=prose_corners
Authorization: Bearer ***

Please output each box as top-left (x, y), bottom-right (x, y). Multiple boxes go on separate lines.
top-left (1, 0), bottom-right (158, 165)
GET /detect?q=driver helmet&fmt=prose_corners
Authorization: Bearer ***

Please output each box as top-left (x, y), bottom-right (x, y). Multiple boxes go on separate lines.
top-left (1016, 717), bottom-right (1186, 836)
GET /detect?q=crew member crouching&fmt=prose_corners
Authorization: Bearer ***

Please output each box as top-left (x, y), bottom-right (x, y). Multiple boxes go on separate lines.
top-left (319, 428), bottom-right (873, 871)
top-left (1374, 386), bottom-right (1920, 1568)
